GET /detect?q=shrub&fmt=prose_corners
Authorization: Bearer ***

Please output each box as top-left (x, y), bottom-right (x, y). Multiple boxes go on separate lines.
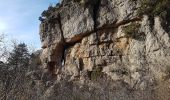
top-left (90, 67), bottom-right (102, 81)
top-left (111, 68), bottom-right (129, 76)
top-left (138, 0), bottom-right (170, 18)
top-left (123, 23), bottom-right (141, 38)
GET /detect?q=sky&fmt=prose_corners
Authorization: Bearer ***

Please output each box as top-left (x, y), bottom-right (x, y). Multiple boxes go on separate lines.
top-left (0, 0), bottom-right (59, 49)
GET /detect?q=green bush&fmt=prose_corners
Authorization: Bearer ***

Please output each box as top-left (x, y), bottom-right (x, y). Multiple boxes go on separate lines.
top-left (123, 23), bottom-right (141, 38)
top-left (111, 68), bottom-right (129, 76)
top-left (138, 0), bottom-right (170, 18)
top-left (91, 67), bottom-right (102, 81)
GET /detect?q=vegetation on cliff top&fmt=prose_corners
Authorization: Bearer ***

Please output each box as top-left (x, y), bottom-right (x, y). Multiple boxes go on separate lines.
top-left (138, 0), bottom-right (170, 18)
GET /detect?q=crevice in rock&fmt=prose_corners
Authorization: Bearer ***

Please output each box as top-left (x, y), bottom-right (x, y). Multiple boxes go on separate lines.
top-left (62, 45), bottom-right (66, 66)
top-left (57, 13), bottom-right (65, 44)
top-left (92, 0), bottom-right (101, 29)
top-left (47, 62), bottom-right (56, 75)
top-left (148, 16), bottom-right (154, 31)
top-left (79, 58), bottom-right (84, 71)
top-left (97, 40), bottom-right (113, 45)
top-left (66, 17), bottom-right (142, 45)
top-left (92, 0), bottom-right (101, 55)
top-left (58, 13), bottom-right (66, 66)
top-left (119, 53), bottom-right (123, 62)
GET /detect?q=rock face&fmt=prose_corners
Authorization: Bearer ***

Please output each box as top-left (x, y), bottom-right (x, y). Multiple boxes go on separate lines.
top-left (37, 0), bottom-right (170, 100)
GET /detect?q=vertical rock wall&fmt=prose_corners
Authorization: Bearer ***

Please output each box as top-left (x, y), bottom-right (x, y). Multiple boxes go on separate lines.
top-left (38, 0), bottom-right (170, 99)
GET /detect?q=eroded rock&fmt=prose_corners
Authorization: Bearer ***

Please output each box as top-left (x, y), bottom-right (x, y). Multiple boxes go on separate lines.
top-left (37, 0), bottom-right (170, 99)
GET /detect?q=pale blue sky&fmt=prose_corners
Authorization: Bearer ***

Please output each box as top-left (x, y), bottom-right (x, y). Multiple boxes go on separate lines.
top-left (0, 0), bottom-right (59, 49)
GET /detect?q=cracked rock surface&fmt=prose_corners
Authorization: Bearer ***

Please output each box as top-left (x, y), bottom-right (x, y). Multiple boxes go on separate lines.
top-left (32, 0), bottom-right (170, 100)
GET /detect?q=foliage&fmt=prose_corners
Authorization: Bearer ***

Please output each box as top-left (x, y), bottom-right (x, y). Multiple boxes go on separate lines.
top-left (41, 10), bottom-right (51, 18)
top-left (7, 43), bottom-right (30, 67)
top-left (123, 23), bottom-right (141, 38)
top-left (111, 68), bottom-right (129, 76)
top-left (41, 5), bottom-right (56, 18)
top-left (90, 67), bottom-right (102, 81)
top-left (0, 42), bottom-right (33, 99)
top-left (138, 0), bottom-right (170, 18)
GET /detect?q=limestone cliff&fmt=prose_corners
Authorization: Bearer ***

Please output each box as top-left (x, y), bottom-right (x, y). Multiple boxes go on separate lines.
top-left (34, 0), bottom-right (170, 100)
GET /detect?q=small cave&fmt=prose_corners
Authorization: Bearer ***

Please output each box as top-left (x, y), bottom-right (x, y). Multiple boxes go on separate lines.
top-left (61, 43), bottom-right (71, 66)
top-left (79, 58), bottom-right (84, 71)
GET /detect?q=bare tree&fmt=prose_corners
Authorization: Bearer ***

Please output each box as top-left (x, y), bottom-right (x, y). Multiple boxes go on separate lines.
top-left (0, 34), bottom-right (9, 62)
